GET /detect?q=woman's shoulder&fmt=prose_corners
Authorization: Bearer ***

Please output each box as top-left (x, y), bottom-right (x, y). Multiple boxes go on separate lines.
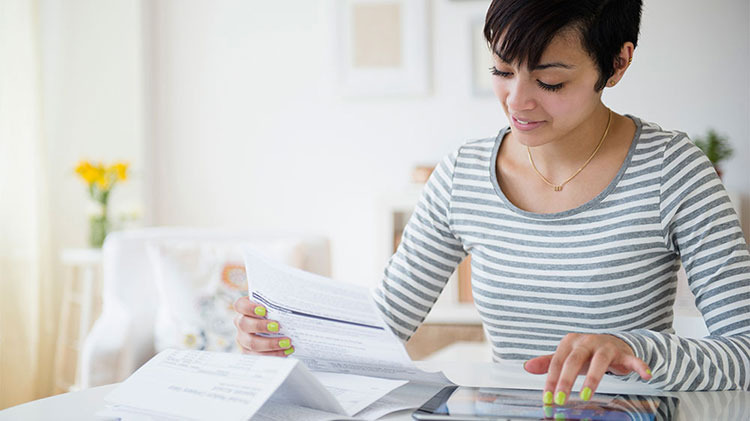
top-left (629, 115), bottom-right (693, 148)
top-left (629, 115), bottom-right (707, 161)
top-left (434, 133), bottom-right (504, 170)
top-left (628, 115), bottom-right (714, 181)
top-left (452, 131), bottom-right (507, 160)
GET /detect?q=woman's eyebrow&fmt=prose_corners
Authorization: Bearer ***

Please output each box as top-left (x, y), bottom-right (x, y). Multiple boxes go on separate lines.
top-left (493, 50), bottom-right (575, 70)
top-left (533, 62), bottom-right (576, 70)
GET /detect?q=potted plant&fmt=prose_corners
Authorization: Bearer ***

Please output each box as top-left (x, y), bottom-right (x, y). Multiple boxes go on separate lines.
top-left (693, 129), bottom-right (733, 179)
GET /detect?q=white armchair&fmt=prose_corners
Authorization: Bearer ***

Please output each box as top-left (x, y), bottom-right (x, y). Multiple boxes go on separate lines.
top-left (79, 227), bottom-right (330, 388)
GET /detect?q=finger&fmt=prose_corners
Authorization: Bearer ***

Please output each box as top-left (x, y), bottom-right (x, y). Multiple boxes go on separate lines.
top-left (264, 346), bottom-right (296, 358)
top-left (618, 354), bottom-right (652, 380)
top-left (524, 354), bottom-right (552, 374)
top-left (238, 340), bottom-right (295, 357)
top-left (234, 315), bottom-right (282, 334)
top-left (554, 347), bottom-right (592, 406)
top-left (237, 332), bottom-right (293, 353)
top-left (580, 349), bottom-right (615, 401)
top-left (234, 296), bottom-right (267, 318)
top-left (543, 336), bottom-right (576, 405)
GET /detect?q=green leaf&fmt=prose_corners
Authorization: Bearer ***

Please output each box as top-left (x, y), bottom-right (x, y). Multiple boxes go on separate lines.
top-left (693, 128), bottom-right (733, 165)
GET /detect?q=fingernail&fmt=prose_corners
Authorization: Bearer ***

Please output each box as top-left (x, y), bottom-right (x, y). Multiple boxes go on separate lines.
top-left (554, 413), bottom-right (566, 420)
top-left (580, 386), bottom-right (592, 401)
top-left (554, 391), bottom-right (566, 406)
top-left (266, 322), bottom-right (279, 332)
top-left (523, 360), bottom-right (527, 370)
top-left (278, 339), bottom-right (291, 349)
top-left (254, 306), bottom-right (267, 317)
top-left (284, 347), bottom-right (295, 355)
top-left (543, 406), bottom-right (553, 418)
top-left (646, 368), bottom-right (652, 376)
top-left (543, 390), bottom-right (553, 405)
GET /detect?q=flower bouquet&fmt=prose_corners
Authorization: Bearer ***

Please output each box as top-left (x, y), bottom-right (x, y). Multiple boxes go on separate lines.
top-left (74, 160), bottom-right (129, 248)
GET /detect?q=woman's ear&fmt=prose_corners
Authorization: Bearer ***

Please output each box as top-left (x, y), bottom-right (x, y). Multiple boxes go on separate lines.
top-left (607, 42), bottom-right (635, 87)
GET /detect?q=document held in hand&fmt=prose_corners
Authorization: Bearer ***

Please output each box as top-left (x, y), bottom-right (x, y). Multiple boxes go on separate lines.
top-left (99, 249), bottom-right (451, 420)
top-left (243, 248), bottom-right (450, 385)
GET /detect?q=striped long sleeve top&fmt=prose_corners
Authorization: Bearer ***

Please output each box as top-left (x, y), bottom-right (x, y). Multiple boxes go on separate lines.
top-left (373, 116), bottom-right (750, 391)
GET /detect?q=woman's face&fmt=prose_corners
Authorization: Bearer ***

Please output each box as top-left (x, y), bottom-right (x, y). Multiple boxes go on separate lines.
top-left (491, 30), bottom-right (605, 147)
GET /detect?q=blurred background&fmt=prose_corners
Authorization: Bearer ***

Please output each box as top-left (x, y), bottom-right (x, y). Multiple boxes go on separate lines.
top-left (1, 0), bottom-right (748, 410)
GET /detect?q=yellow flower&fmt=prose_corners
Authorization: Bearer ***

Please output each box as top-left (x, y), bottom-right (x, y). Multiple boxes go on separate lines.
top-left (74, 160), bottom-right (90, 176)
top-left (112, 162), bottom-right (128, 181)
top-left (75, 159), bottom-right (129, 191)
top-left (94, 163), bottom-right (113, 191)
top-left (75, 160), bottom-right (101, 185)
top-left (96, 174), bottom-right (111, 190)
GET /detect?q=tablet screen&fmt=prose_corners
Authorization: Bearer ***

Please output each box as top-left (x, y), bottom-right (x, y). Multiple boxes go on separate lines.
top-left (413, 386), bottom-right (678, 420)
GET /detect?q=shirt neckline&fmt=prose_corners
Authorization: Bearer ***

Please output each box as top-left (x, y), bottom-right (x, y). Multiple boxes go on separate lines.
top-left (488, 114), bottom-right (643, 220)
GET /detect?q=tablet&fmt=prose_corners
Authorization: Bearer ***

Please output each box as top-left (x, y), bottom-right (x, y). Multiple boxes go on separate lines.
top-left (412, 386), bottom-right (678, 420)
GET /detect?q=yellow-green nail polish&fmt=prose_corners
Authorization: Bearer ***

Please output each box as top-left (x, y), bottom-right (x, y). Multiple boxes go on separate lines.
top-left (543, 390), bottom-right (554, 405)
top-left (554, 412), bottom-right (566, 420)
top-left (254, 306), bottom-right (266, 317)
top-left (554, 391), bottom-right (566, 406)
top-left (543, 406), bottom-right (554, 418)
top-left (284, 346), bottom-right (295, 355)
top-left (278, 339), bottom-right (291, 349)
top-left (267, 322), bottom-right (279, 332)
top-left (646, 368), bottom-right (652, 376)
top-left (580, 386), bottom-right (592, 401)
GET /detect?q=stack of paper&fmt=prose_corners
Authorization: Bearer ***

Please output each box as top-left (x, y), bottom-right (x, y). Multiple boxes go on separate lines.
top-left (97, 249), bottom-right (452, 420)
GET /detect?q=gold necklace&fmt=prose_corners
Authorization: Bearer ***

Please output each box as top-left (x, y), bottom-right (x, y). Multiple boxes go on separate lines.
top-left (526, 108), bottom-right (612, 192)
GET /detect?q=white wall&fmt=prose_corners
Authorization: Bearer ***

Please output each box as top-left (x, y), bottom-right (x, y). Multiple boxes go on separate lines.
top-left (40, 0), bottom-right (147, 250)
top-left (147, 0), bottom-right (749, 287)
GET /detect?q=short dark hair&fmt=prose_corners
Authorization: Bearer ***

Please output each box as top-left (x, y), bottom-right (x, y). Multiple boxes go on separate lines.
top-left (484, 0), bottom-right (643, 91)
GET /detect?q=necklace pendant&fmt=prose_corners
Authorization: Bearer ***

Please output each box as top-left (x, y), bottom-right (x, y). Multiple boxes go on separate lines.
top-left (553, 185), bottom-right (563, 192)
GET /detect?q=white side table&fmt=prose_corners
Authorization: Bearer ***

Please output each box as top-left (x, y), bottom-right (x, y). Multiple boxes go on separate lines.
top-left (54, 248), bottom-right (103, 393)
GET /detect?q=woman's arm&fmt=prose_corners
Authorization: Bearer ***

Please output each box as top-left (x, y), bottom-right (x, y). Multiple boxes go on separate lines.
top-left (612, 133), bottom-right (750, 391)
top-left (373, 149), bottom-right (468, 341)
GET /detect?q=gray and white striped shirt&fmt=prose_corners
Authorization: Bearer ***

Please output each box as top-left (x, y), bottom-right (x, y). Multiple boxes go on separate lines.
top-left (374, 116), bottom-right (750, 391)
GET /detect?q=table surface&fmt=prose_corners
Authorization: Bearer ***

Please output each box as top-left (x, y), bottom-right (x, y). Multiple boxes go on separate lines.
top-left (2, 361), bottom-right (749, 421)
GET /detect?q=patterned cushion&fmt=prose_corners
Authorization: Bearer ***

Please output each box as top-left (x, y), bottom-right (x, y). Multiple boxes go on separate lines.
top-left (147, 240), bottom-right (303, 353)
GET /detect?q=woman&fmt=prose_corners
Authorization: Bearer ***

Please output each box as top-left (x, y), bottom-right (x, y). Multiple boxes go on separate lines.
top-left (234, 0), bottom-right (750, 406)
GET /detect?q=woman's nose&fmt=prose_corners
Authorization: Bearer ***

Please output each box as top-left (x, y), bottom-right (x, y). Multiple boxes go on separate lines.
top-left (506, 79), bottom-right (536, 112)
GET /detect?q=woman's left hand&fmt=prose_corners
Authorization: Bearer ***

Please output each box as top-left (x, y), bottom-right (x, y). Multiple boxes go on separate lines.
top-left (523, 333), bottom-right (652, 406)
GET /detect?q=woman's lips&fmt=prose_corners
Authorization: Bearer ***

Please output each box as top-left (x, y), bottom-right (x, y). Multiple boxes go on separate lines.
top-left (512, 116), bottom-right (545, 131)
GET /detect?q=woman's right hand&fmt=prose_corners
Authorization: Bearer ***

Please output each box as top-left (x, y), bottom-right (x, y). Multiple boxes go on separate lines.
top-left (233, 296), bottom-right (294, 357)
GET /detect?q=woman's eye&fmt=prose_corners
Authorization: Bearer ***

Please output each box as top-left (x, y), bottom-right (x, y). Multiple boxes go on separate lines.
top-left (537, 80), bottom-right (564, 92)
top-left (489, 67), bottom-right (512, 77)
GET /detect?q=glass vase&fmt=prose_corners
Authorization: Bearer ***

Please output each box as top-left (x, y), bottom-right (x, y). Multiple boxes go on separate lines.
top-left (89, 213), bottom-right (109, 248)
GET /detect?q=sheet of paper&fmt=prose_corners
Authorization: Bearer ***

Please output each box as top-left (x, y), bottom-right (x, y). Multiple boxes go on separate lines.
top-left (96, 404), bottom-right (192, 420)
top-left (312, 371), bottom-right (408, 416)
top-left (103, 349), bottom-right (344, 421)
top-left (254, 400), bottom-right (359, 421)
top-left (97, 402), bottom-right (356, 421)
top-left (243, 249), bottom-right (453, 385)
top-left (354, 382), bottom-right (445, 420)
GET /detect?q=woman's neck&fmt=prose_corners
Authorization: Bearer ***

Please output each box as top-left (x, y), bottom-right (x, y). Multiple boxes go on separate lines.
top-left (515, 104), bottom-right (614, 180)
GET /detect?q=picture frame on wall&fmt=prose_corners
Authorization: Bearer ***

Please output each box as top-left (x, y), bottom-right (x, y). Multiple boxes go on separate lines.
top-left (471, 16), bottom-right (494, 97)
top-left (335, 0), bottom-right (430, 97)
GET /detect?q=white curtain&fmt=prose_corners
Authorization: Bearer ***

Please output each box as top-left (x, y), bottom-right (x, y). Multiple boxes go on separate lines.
top-left (0, 0), bottom-right (56, 409)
